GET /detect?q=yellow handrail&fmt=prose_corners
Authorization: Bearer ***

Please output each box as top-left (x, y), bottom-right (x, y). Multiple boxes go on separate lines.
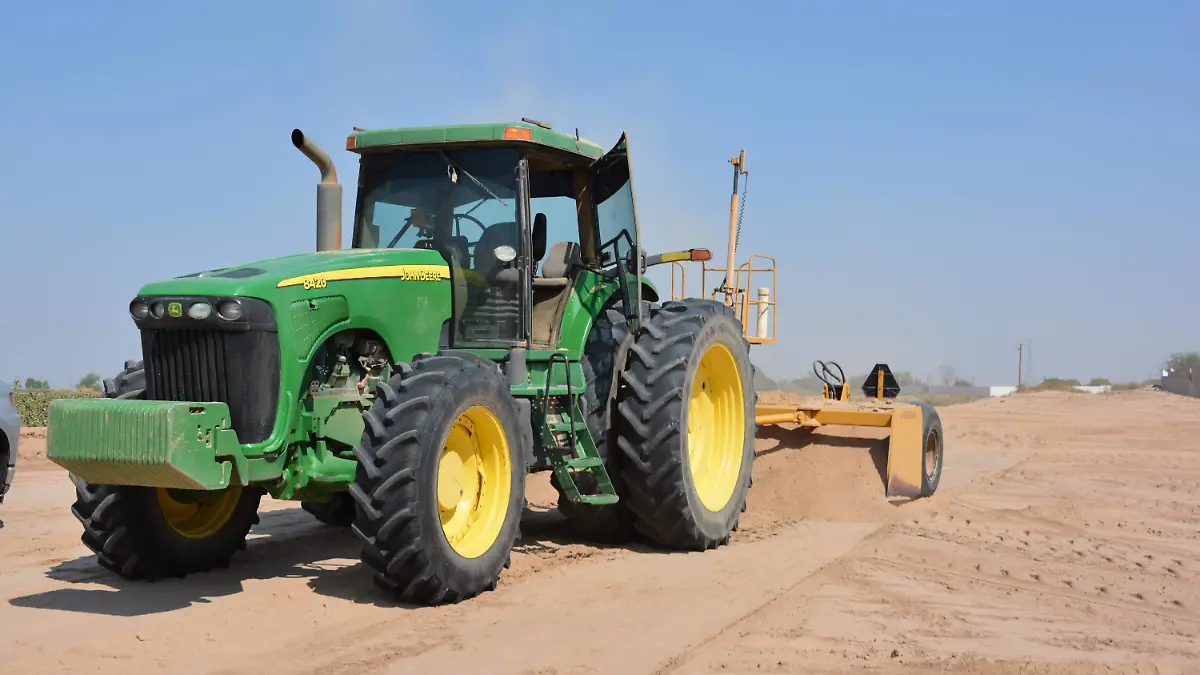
top-left (672, 254), bottom-right (776, 344)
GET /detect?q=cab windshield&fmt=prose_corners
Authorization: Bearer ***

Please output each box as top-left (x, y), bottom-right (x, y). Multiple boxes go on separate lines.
top-left (354, 148), bottom-right (519, 257)
top-left (353, 148), bottom-right (523, 346)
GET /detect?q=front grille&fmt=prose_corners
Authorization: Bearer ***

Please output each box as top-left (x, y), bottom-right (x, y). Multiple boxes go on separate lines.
top-left (141, 328), bottom-right (281, 444)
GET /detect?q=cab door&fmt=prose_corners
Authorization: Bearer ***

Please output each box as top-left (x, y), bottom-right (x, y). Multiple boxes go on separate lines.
top-left (588, 133), bottom-right (644, 330)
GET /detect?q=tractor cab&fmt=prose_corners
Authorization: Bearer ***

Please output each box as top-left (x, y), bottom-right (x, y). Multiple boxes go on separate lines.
top-left (349, 123), bottom-right (643, 351)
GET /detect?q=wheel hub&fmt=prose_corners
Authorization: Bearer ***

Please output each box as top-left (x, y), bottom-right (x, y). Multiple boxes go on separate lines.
top-left (686, 342), bottom-right (746, 513)
top-left (156, 486), bottom-right (242, 539)
top-left (436, 405), bottom-right (512, 559)
top-left (437, 451), bottom-right (466, 511)
top-left (925, 429), bottom-right (940, 480)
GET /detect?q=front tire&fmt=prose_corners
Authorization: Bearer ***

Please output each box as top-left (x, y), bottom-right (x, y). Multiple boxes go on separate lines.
top-left (350, 352), bottom-right (525, 605)
top-left (69, 360), bottom-right (263, 580)
top-left (301, 493), bottom-right (356, 527)
top-left (614, 300), bottom-right (756, 550)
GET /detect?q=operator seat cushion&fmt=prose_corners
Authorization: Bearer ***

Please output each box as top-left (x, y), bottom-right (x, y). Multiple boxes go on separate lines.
top-left (530, 241), bottom-right (580, 346)
top-left (533, 241), bottom-right (577, 289)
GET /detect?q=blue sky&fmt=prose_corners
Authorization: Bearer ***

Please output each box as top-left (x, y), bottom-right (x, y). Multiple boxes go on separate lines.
top-left (1, 0), bottom-right (1197, 388)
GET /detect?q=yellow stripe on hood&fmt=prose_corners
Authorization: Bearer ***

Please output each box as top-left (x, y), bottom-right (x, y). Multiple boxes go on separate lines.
top-left (277, 264), bottom-right (451, 288)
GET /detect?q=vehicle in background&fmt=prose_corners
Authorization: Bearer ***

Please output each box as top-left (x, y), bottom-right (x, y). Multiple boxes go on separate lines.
top-left (0, 381), bottom-right (19, 504)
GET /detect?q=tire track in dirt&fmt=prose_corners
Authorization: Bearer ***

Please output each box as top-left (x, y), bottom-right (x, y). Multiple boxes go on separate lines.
top-left (666, 391), bottom-right (1200, 674)
top-left (5, 391), bottom-right (1188, 673)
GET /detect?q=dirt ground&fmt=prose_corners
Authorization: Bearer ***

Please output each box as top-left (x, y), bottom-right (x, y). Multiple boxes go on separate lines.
top-left (1, 389), bottom-right (1198, 674)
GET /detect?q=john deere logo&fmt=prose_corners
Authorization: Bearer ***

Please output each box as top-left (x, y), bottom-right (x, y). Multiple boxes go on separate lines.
top-left (168, 302), bottom-right (182, 318)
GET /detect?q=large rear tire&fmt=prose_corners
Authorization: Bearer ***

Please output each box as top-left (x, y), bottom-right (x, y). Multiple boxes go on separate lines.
top-left (614, 300), bottom-right (756, 549)
top-left (550, 301), bottom-right (652, 543)
top-left (350, 352), bottom-right (526, 605)
top-left (69, 360), bottom-right (263, 579)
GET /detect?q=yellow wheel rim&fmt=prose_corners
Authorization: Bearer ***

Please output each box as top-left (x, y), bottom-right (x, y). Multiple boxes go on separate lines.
top-left (156, 486), bottom-right (242, 539)
top-left (438, 405), bottom-right (512, 559)
top-left (687, 342), bottom-right (746, 512)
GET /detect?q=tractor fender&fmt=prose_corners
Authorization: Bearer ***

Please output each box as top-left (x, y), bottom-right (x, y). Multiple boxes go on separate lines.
top-left (604, 297), bottom-right (653, 423)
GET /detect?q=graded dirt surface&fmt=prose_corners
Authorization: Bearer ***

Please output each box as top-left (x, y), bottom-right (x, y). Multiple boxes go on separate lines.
top-left (1, 389), bottom-right (1198, 674)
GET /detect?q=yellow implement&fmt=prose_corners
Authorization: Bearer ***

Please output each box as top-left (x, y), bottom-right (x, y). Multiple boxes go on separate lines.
top-left (670, 149), bottom-right (945, 500)
top-left (753, 363), bottom-right (940, 498)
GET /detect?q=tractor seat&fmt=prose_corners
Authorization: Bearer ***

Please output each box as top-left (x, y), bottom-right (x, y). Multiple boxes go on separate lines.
top-left (475, 221), bottom-right (520, 284)
top-left (533, 241), bottom-right (577, 289)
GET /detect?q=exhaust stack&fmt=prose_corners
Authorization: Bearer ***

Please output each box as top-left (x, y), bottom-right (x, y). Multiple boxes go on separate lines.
top-left (291, 129), bottom-right (342, 252)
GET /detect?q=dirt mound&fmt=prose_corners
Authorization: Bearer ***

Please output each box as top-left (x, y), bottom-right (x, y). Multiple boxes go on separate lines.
top-left (741, 423), bottom-right (895, 531)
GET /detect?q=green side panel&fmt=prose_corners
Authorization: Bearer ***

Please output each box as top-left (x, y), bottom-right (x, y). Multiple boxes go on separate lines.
top-left (46, 399), bottom-right (237, 490)
top-left (349, 121), bottom-right (605, 160)
top-left (291, 295), bottom-right (350, 358)
top-left (134, 248), bottom-right (452, 457)
top-left (641, 276), bottom-right (659, 300)
top-left (553, 270), bottom-right (651, 357)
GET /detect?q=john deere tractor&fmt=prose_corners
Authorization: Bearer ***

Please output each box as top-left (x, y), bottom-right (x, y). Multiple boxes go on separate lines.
top-left (46, 120), bottom-right (756, 605)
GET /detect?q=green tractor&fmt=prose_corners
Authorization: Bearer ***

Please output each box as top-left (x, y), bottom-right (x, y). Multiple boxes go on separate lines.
top-left (46, 120), bottom-right (757, 605)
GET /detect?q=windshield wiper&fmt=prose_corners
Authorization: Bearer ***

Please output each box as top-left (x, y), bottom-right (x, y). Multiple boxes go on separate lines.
top-left (439, 152), bottom-right (508, 207)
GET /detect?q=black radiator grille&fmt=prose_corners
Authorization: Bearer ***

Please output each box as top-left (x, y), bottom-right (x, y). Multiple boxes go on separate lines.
top-left (141, 328), bottom-right (281, 445)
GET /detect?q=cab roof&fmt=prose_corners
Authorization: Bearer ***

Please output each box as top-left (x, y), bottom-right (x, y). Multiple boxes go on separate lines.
top-left (346, 120), bottom-right (606, 162)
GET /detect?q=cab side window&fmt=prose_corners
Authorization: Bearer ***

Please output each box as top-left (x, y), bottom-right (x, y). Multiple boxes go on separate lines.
top-left (528, 195), bottom-right (579, 275)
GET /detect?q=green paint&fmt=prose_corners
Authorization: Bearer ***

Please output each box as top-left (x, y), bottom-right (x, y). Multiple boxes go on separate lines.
top-left (46, 399), bottom-right (240, 490)
top-left (350, 121), bottom-right (605, 161)
top-left (46, 121), bottom-right (679, 509)
top-left (290, 295), bottom-right (350, 359)
top-left (536, 359), bottom-right (618, 505)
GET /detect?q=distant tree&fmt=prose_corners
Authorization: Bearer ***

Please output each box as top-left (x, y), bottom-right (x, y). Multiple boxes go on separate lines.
top-left (77, 373), bottom-right (102, 391)
top-left (937, 364), bottom-right (957, 387)
top-left (1041, 377), bottom-right (1081, 387)
top-left (1088, 377), bottom-right (1112, 386)
top-left (23, 377), bottom-right (49, 390)
top-left (953, 378), bottom-right (972, 387)
top-left (1164, 352), bottom-right (1200, 373)
top-left (894, 371), bottom-right (918, 386)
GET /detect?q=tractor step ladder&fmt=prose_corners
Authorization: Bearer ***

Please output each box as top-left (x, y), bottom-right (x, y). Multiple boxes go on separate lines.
top-left (539, 352), bottom-right (619, 505)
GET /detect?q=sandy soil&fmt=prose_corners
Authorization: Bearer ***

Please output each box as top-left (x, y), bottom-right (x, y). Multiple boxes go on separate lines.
top-left (1, 390), bottom-right (1197, 674)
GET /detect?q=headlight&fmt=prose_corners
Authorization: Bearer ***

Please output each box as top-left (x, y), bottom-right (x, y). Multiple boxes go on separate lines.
top-left (216, 300), bottom-right (244, 321)
top-left (130, 300), bottom-right (149, 320)
top-left (187, 301), bottom-right (213, 319)
top-left (149, 301), bottom-right (166, 319)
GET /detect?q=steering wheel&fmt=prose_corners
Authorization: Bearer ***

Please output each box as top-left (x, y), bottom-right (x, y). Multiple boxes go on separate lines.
top-left (453, 213), bottom-right (486, 237)
top-left (813, 360), bottom-right (846, 389)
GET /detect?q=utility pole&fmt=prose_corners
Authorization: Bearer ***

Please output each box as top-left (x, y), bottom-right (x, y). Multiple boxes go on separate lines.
top-left (1017, 343), bottom-right (1024, 388)
top-left (1026, 338), bottom-right (1033, 384)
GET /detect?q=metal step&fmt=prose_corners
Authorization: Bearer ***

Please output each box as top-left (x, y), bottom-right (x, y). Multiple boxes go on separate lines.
top-left (538, 353), bottom-right (618, 507)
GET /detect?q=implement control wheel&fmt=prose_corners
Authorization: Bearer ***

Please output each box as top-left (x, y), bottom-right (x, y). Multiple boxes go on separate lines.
top-left (614, 299), bottom-right (756, 549)
top-left (351, 352), bottom-right (525, 605)
top-left (67, 361), bottom-right (263, 580)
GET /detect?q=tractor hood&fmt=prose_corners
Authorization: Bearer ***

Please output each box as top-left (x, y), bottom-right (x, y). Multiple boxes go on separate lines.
top-left (136, 248), bottom-right (451, 300)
